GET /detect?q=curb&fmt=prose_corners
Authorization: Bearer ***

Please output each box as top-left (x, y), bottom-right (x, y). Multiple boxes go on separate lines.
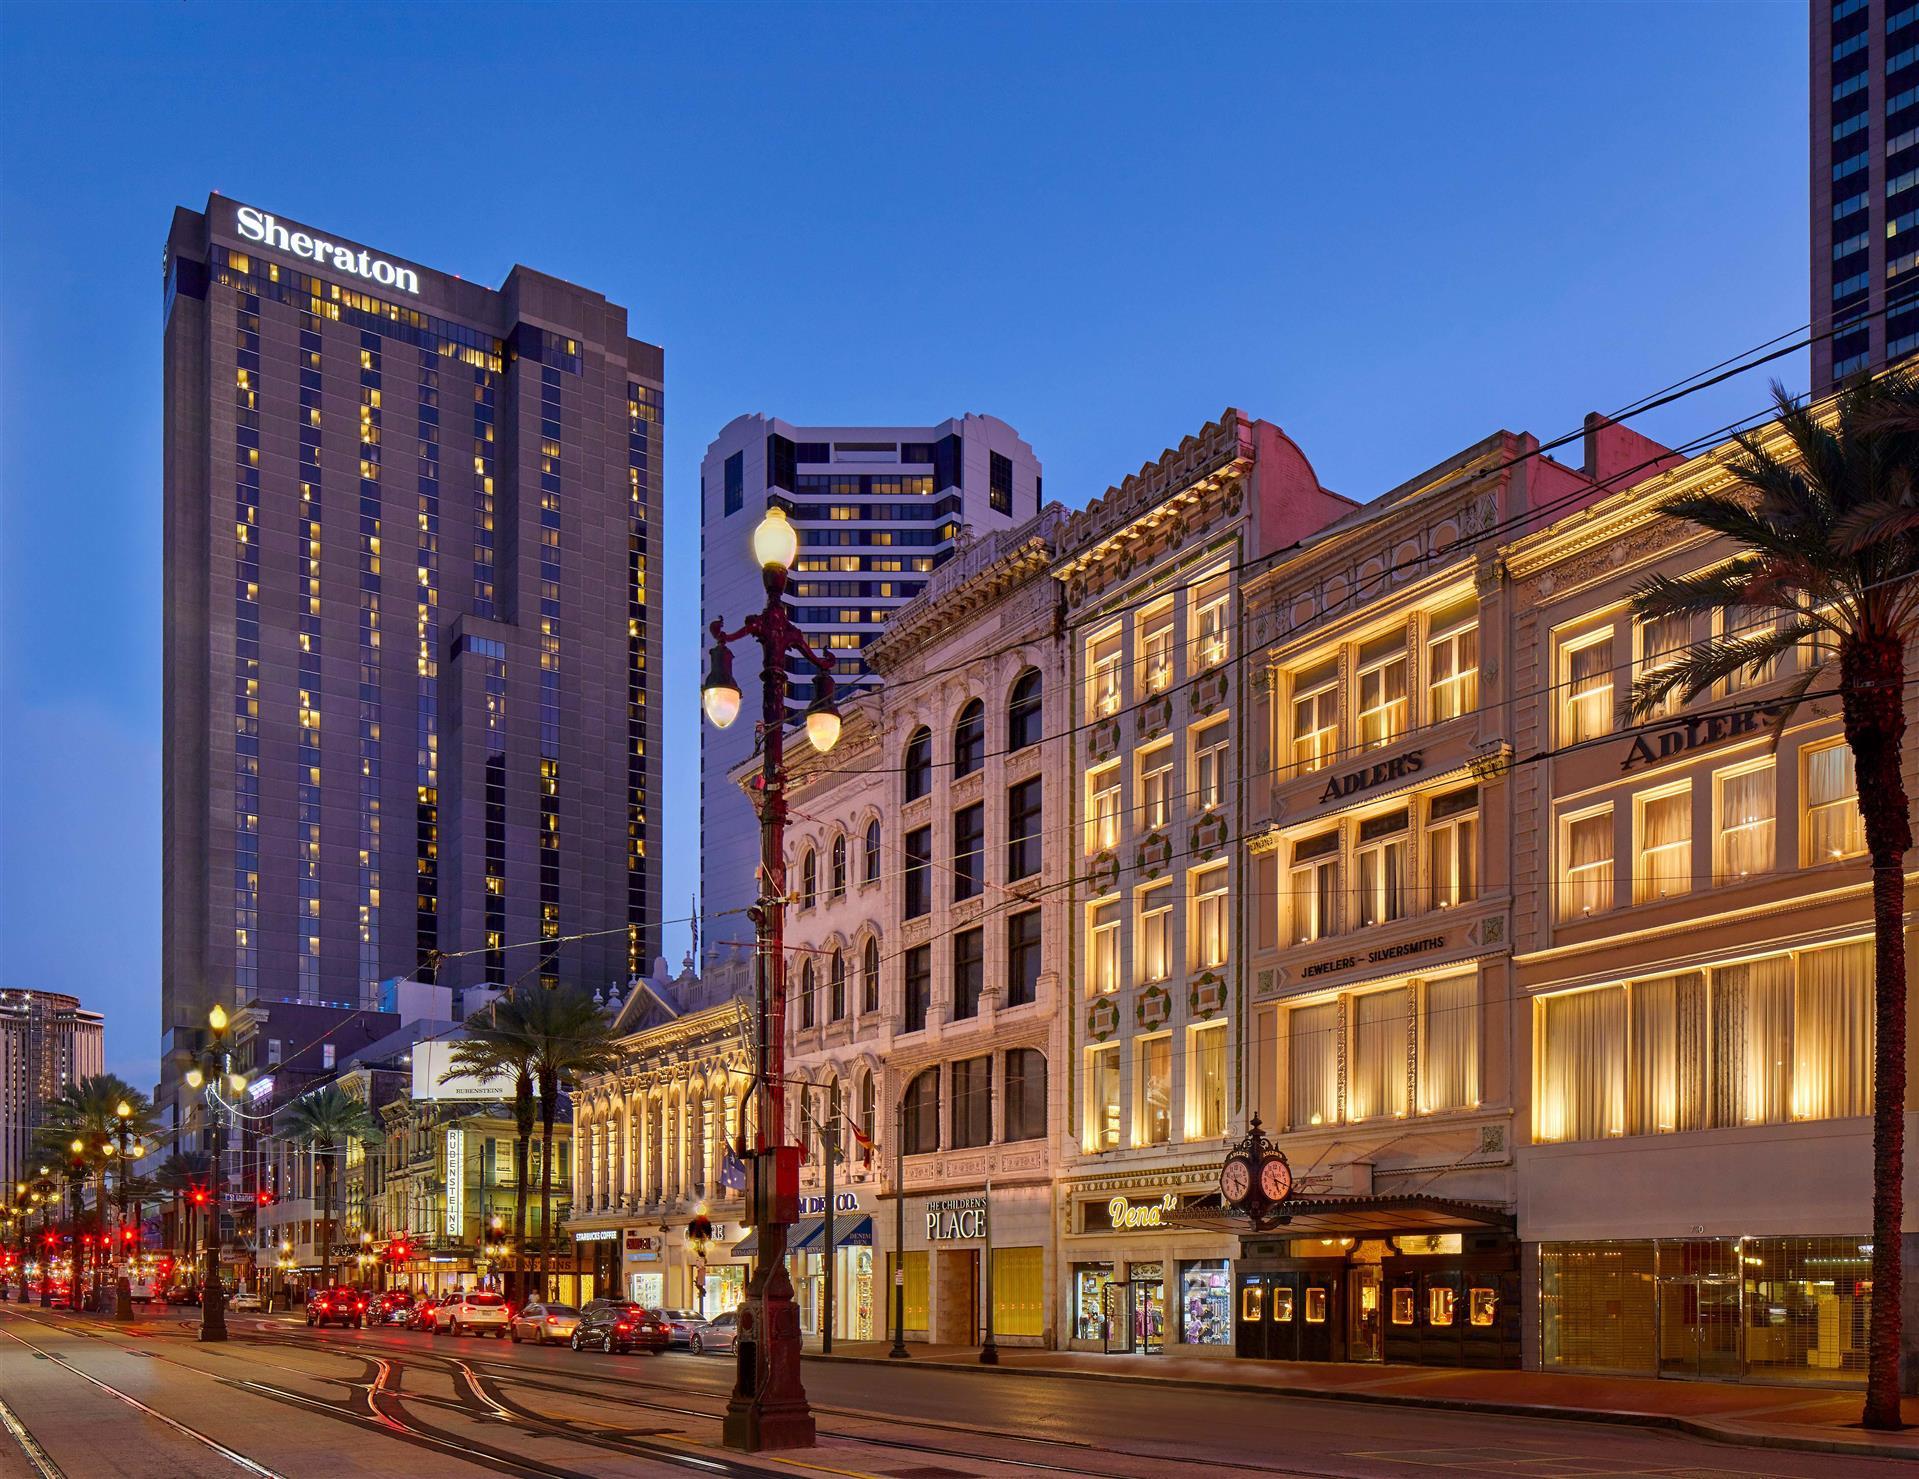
top-left (803, 1351), bottom-right (1915, 1462)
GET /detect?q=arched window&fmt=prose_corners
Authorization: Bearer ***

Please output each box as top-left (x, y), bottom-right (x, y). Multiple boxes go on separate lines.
top-left (904, 727), bottom-right (933, 802)
top-left (1008, 668), bottom-right (1043, 751)
top-left (903, 1067), bottom-right (940, 1155)
top-left (799, 960), bottom-right (816, 1029)
top-left (953, 698), bottom-right (986, 777)
top-left (830, 835), bottom-right (847, 898)
top-left (828, 946), bottom-right (846, 1020)
top-left (861, 936), bottom-right (881, 1013)
top-left (799, 849), bottom-right (817, 909)
top-left (858, 1071), bottom-right (877, 1152)
top-left (1004, 1048), bottom-right (1047, 1142)
top-left (864, 819), bottom-right (882, 883)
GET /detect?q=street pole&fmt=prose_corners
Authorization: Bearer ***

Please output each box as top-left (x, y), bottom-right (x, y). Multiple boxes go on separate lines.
top-left (980, 1176), bottom-right (997, 1365)
top-left (889, 1097), bottom-right (908, 1359)
top-left (822, 1082), bottom-right (835, 1356)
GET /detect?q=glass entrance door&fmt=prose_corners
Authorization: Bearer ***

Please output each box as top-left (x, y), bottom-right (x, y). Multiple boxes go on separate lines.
top-left (1657, 1238), bottom-right (1742, 1378)
top-left (1349, 1265), bottom-right (1383, 1361)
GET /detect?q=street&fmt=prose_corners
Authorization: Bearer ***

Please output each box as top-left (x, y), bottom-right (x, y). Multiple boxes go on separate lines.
top-left (0, 1303), bottom-right (1900, 1479)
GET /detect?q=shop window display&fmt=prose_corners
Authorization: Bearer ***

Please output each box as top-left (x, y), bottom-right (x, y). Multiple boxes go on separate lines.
top-left (1179, 1260), bottom-right (1231, 1345)
top-left (1428, 1286), bottom-right (1455, 1326)
top-left (1272, 1286), bottom-right (1295, 1322)
top-left (1074, 1264), bottom-right (1115, 1342)
top-left (699, 1263), bottom-right (745, 1320)
top-left (1391, 1287), bottom-right (1416, 1325)
top-left (1469, 1288), bottom-right (1497, 1327)
top-left (1305, 1287), bottom-right (1328, 1323)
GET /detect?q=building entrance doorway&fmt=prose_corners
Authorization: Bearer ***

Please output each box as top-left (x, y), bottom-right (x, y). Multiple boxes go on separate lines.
top-left (934, 1248), bottom-right (978, 1346)
top-left (1657, 1239), bottom-right (1742, 1379)
top-left (1348, 1265), bottom-right (1384, 1361)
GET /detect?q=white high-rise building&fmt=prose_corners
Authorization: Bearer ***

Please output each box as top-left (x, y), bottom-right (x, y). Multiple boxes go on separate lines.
top-left (698, 415), bottom-right (1040, 952)
top-left (1, 988), bottom-right (106, 1189)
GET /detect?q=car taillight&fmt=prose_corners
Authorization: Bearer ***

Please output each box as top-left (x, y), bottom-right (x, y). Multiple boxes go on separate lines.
top-left (356, 1301), bottom-right (366, 1310)
top-left (615, 1322), bottom-right (630, 1332)
top-left (546, 1316), bottom-right (560, 1323)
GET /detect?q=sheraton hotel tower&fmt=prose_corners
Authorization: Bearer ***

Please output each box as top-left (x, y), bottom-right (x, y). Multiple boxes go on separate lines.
top-left (162, 195), bottom-right (664, 1065)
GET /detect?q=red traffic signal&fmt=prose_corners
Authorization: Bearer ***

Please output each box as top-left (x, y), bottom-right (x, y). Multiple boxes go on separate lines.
top-left (255, 1189), bottom-right (274, 1206)
top-left (189, 1188), bottom-right (209, 1207)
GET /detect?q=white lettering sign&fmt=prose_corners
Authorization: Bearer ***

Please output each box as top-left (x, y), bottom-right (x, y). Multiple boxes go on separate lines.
top-left (444, 1129), bottom-right (464, 1239)
top-left (925, 1196), bottom-right (987, 1241)
top-left (800, 1192), bottom-right (861, 1216)
top-left (236, 206), bottom-right (421, 295)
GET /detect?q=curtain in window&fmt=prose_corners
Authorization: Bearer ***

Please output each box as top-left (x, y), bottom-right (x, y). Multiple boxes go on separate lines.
top-left (1420, 974), bottom-right (1478, 1113)
top-left (1140, 1037), bottom-right (1172, 1144)
top-left (1628, 973), bottom-right (1705, 1134)
top-left (1716, 767), bottom-right (1774, 880)
top-left (1565, 812), bottom-right (1613, 917)
top-left (1711, 955), bottom-right (1792, 1126)
top-left (1538, 987), bottom-right (1626, 1141)
top-left (1566, 639), bottom-right (1613, 741)
top-left (1288, 1003), bottom-right (1339, 1129)
top-left (1795, 941), bottom-right (1873, 1119)
top-left (1191, 1024), bottom-right (1227, 1138)
top-left (1805, 746), bottom-right (1865, 859)
top-left (1349, 990), bottom-right (1407, 1121)
top-left (1638, 792), bottom-right (1691, 900)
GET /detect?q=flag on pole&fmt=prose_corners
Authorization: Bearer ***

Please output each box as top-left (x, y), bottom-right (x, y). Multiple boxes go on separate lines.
top-left (719, 1145), bottom-right (747, 1191)
top-left (846, 1117), bottom-right (875, 1168)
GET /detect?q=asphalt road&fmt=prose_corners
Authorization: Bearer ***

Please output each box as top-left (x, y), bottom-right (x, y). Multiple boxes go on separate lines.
top-left (0, 1303), bottom-right (1898, 1479)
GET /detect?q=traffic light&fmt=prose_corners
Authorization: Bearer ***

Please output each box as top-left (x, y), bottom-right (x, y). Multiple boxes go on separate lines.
top-left (190, 1187), bottom-right (209, 1207)
top-left (255, 1189), bottom-right (274, 1206)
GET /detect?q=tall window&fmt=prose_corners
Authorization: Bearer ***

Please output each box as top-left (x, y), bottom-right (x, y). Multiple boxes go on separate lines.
top-left (1191, 863), bottom-right (1229, 967)
top-left (1288, 1002), bottom-right (1339, 1129)
top-left (904, 825), bottom-right (932, 918)
top-left (1803, 741), bottom-right (1865, 861)
top-left (1088, 898), bottom-right (1120, 994)
top-left (798, 960), bottom-right (817, 1030)
top-left (1418, 975), bottom-right (1479, 1114)
top-left (1356, 635), bottom-right (1408, 749)
top-left (1637, 612), bottom-right (1693, 718)
top-left (1193, 719), bottom-right (1229, 810)
top-left (953, 802), bottom-right (984, 900)
top-left (950, 1056), bottom-right (992, 1148)
top-left (1537, 986), bottom-right (1627, 1141)
top-left (1289, 832), bottom-right (1340, 943)
top-left (1354, 809), bottom-right (1408, 926)
top-left (1086, 1045), bottom-right (1121, 1151)
top-left (904, 944), bottom-right (931, 1032)
top-left (1715, 762), bottom-right (1774, 882)
top-left (1188, 1022), bottom-right (1227, 1139)
top-left (1426, 787), bottom-right (1477, 908)
top-left (1291, 664), bottom-right (1338, 773)
top-left (903, 1067), bottom-right (940, 1154)
top-left (1007, 777), bottom-right (1042, 881)
top-left (1560, 806), bottom-right (1614, 920)
top-left (864, 818), bottom-right (882, 883)
top-left (1007, 909), bottom-right (1041, 1007)
top-left (1562, 631), bottom-right (1614, 743)
top-left (953, 699), bottom-right (986, 778)
top-left (1139, 743), bottom-right (1173, 831)
top-left (904, 727), bottom-right (933, 802)
top-left (989, 450), bottom-right (1014, 514)
top-left (952, 926), bottom-right (983, 1019)
top-left (799, 848), bottom-right (817, 909)
top-left (1717, 602), bottom-right (1779, 690)
top-left (862, 936), bottom-right (881, 1013)
top-left (1191, 570), bottom-right (1230, 669)
top-left (858, 1071), bottom-right (876, 1147)
top-left (1007, 668), bottom-right (1042, 751)
top-left (1004, 1048), bottom-right (1046, 1141)
top-left (830, 835), bottom-right (847, 898)
top-left (1427, 601), bottom-right (1479, 721)
top-left (1087, 764), bottom-right (1121, 852)
top-left (828, 946), bottom-right (846, 1020)
top-left (1137, 882), bottom-right (1172, 983)
top-left (1348, 988), bottom-right (1409, 1121)
top-left (1136, 1035), bottom-right (1173, 1146)
top-left (1139, 601), bottom-right (1175, 696)
top-left (1635, 785), bottom-right (1692, 902)
top-left (1087, 630), bottom-right (1122, 719)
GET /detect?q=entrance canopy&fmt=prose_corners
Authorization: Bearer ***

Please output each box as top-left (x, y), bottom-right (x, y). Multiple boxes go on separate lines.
top-left (797, 1216), bottom-right (872, 1250)
top-left (1166, 1193), bottom-right (1513, 1238)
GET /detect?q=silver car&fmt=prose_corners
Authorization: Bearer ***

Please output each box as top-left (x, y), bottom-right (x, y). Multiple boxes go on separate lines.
top-left (688, 1310), bottom-right (737, 1355)
top-left (656, 1308), bottom-right (706, 1348)
top-left (510, 1301), bottom-right (581, 1345)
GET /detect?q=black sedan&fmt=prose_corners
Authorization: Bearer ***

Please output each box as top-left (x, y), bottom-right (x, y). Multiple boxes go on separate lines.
top-left (569, 1299), bottom-right (669, 1355)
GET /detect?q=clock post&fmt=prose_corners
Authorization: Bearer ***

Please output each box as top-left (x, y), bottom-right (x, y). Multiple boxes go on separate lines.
top-left (1216, 1115), bottom-right (1295, 1230)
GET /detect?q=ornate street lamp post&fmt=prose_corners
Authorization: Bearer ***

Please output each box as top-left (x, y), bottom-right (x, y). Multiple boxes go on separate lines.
top-left (183, 1003), bottom-right (247, 1342)
top-left (700, 505), bottom-right (839, 1453)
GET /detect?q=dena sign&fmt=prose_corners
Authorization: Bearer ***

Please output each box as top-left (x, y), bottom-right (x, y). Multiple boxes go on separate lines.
top-left (236, 206), bottom-right (421, 295)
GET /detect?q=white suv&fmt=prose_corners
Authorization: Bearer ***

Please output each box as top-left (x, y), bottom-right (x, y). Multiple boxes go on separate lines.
top-left (433, 1290), bottom-right (510, 1337)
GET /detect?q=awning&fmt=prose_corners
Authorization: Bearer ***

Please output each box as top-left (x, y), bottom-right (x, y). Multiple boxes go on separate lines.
top-left (1165, 1193), bottom-right (1514, 1238)
top-left (733, 1219), bottom-right (828, 1260)
top-left (798, 1216), bottom-right (872, 1250)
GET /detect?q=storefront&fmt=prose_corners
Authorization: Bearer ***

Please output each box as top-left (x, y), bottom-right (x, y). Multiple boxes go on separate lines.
top-left (1228, 1197), bottom-right (1519, 1367)
top-left (732, 1191), bottom-right (879, 1340)
top-left (574, 1228), bottom-right (620, 1305)
top-left (864, 1183), bottom-right (1052, 1347)
top-left (1059, 1168), bottom-right (1237, 1356)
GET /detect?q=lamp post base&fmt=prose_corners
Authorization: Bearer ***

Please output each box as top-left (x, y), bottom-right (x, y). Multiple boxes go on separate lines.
top-left (721, 1279), bottom-right (815, 1451)
top-left (115, 1277), bottom-right (133, 1321)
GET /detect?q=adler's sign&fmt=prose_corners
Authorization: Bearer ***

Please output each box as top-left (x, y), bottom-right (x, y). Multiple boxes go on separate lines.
top-left (236, 206), bottom-right (421, 295)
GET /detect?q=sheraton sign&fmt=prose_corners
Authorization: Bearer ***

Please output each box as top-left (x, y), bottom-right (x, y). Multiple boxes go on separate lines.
top-left (236, 206), bottom-right (421, 295)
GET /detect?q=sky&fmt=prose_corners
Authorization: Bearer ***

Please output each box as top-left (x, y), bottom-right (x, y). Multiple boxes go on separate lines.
top-left (0, 0), bottom-right (1808, 1086)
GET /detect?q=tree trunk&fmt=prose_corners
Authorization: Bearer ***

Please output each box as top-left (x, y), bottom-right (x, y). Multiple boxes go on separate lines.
top-left (1843, 636), bottom-right (1909, 1431)
top-left (319, 1154), bottom-right (335, 1291)
top-left (538, 1099), bottom-right (556, 1303)
top-left (514, 1075), bottom-right (533, 1305)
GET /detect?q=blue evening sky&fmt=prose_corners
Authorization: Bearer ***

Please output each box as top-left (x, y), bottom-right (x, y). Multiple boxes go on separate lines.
top-left (0, 1), bottom-right (1805, 1084)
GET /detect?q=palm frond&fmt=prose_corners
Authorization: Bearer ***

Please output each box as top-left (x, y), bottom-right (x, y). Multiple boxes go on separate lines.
top-left (1625, 622), bottom-right (1817, 718)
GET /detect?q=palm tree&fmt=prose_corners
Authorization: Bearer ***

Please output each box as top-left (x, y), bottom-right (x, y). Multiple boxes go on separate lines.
top-left (445, 997), bottom-right (539, 1301)
top-left (280, 1085), bottom-right (384, 1290)
top-left (515, 986), bottom-right (620, 1300)
top-left (40, 1075), bottom-right (156, 1300)
top-left (1628, 370), bottom-right (1919, 1430)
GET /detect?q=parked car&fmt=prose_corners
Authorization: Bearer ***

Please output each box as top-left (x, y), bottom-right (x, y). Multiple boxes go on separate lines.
top-left (689, 1310), bottom-right (737, 1355)
top-left (404, 1296), bottom-right (440, 1331)
top-left (306, 1287), bottom-right (368, 1329)
top-left (570, 1299), bottom-right (669, 1355)
top-left (656, 1308), bottom-right (707, 1348)
top-left (433, 1289), bottom-right (509, 1337)
top-left (509, 1301), bottom-right (581, 1345)
top-left (230, 1288), bottom-right (264, 1311)
top-left (373, 1289), bottom-right (415, 1324)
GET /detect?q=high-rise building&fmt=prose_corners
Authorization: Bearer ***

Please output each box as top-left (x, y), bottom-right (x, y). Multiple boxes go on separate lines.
top-left (0, 988), bottom-right (105, 1189)
top-left (1812, 0), bottom-right (1919, 390)
top-left (698, 416), bottom-right (1039, 950)
top-left (162, 196), bottom-right (664, 1075)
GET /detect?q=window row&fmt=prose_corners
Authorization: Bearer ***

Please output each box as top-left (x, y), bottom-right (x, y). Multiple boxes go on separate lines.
top-left (794, 936), bottom-right (883, 1030)
top-left (900, 1047), bottom-right (1047, 1154)
top-left (1084, 568), bottom-right (1231, 720)
top-left (1533, 940), bottom-right (1873, 1142)
top-left (1287, 600), bottom-right (1479, 774)
top-left (1285, 974), bottom-right (1480, 1130)
top-left (1084, 718), bottom-right (1230, 853)
top-left (795, 819), bottom-right (884, 908)
top-left (1283, 786), bottom-right (1478, 944)
top-left (900, 910), bottom-right (1043, 1033)
top-left (1083, 1021), bottom-right (1230, 1152)
top-left (903, 669), bottom-right (1044, 801)
top-left (1557, 743), bottom-right (1863, 921)
top-left (1086, 862), bottom-right (1230, 994)
top-left (904, 778), bottom-right (1043, 917)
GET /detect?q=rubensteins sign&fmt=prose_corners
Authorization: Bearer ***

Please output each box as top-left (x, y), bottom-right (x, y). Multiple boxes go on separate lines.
top-left (236, 206), bottom-right (422, 295)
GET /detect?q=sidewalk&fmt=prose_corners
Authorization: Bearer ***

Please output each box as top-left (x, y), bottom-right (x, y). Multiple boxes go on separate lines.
top-left (806, 1339), bottom-right (1919, 1461)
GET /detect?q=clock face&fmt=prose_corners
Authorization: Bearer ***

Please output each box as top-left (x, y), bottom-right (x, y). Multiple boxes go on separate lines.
top-left (1260, 1154), bottom-right (1294, 1204)
top-left (1219, 1155), bottom-right (1251, 1205)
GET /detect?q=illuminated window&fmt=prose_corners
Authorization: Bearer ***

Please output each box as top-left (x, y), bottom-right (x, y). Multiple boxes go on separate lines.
top-left (1136, 882), bottom-right (1172, 984)
top-left (1086, 763), bottom-right (1121, 853)
top-left (1289, 831), bottom-right (1340, 943)
top-left (1288, 1002), bottom-right (1339, 1129)
top-left (1191, 571), bottom-right (1230, 669)
top-left (1291, 664), bottom-right (1338, 773)
top-left (1356, 635), bottom-right (1408, 749)
top-left (1188, 1021), bottom-right (1228, 1139)
top-left (1193, 719), bottom-right (1229, 811)
top-left (1427, 601), bottom-right (1479, 721)
top-left (1138, 743), bottom-right (1173, 831)
top-left (1715, 762), bottom-right (1775, 882)
top-left (1241, 1285), bottom-right (1264, 1323)
top-left (1559, 806), bottom-right (1614, 920)
top-left (1349, 988), bottom-right (1409, 1121)
top-left (1636, 611), bottom-right (1695, 718)
top-left (1305, 1288), bottom-right (1327, 1323)
top-left (1469, 1289), bottom-right (1497, 1326)
top-left (1391, 1287), bottom-right (1416, 1325)
top-left (1354, 809), bottom-right (1408, 926)
top-left (1428, 1287), bottom-right (1455, 1326)
top-left (1086, 1045), bottom-right (1121, 1151)
top-left (1135, 1034), bottom-right (1172, 1146)
top-left (1138, 599), bottom-right (1174, 697)
top-left (1272, 1286), bottom-right (1295, 1322)
top-left (1087, 630), bottom-right (1123, 719)
top-left (1088, 899), bottom-right (1121, 995)
top-left (1426, 787), bottom-right (1478, 908)
top-left (1561, 630), bottom-right (1615, 743)
top-left (1716, 601), bottom-right (1779, 690)
top-left (1634, 785), bottom-right (1692, 903)
top-left (1191, 863), bottom-right (1229, 968)
top-left (1802, 741), bottom-right (1865, 862)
